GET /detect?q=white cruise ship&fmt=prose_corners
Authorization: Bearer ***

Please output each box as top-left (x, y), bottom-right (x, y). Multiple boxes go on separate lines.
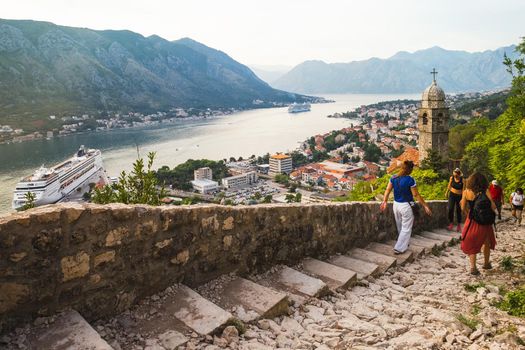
top-left (288, 102), bottom-right (311, 113)
top-left (12, 146), bottom-right (106, 210)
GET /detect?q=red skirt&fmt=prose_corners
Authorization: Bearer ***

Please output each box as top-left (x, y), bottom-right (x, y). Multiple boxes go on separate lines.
top-left (460, 216), bottom-right (496, 255)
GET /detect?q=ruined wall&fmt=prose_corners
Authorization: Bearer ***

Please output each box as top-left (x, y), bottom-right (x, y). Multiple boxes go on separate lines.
top-left (0, 201), bottom-right (447, 333)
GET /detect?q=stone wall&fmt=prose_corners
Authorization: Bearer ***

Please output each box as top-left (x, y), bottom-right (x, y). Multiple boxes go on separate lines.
top-left (0, 201), bottom-right (447, 333)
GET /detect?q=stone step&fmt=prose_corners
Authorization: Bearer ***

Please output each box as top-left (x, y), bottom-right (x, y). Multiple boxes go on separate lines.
top-left (258, 266), bottom-right (329, 299)
top-left (431, 229), bottom-right (462, 241)
top-left (328, 255), bottom-right (380, 279)
top-left (366, 242), bottom-right (414, 266)
top-left (216, 277), bottom-right (289, 322)
top-left (27, 310), bottom-right (113, 350)
top-left (347, 247), bottom-right (397, 274)
top-left (419, 231), bottom-right (454, 245)
top-left (386, 240), bottom-right (425, 258)
top-left (433, 228), bottom-right (459, 236)
top-left (301, 257), bottom-right (357, 291)
top-left (170, 285), bottom-right (233, 335)
top-left (408, 236), bottom-right (442, 252)
top-left (112, 285), bottom-right (231, 346)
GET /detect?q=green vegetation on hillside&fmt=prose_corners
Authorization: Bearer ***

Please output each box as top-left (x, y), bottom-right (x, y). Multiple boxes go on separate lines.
top-left (156, 159), bottom-right (229, 191)
top-left (336, 168), bottom-right (448, 202)
top-left (454, 91), bottom-right (509, 120)
top-left (463, 38), bottom-right (525, 192)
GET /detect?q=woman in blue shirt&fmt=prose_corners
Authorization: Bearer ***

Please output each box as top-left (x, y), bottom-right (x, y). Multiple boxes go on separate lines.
top-left (380, 160), bottom-right (432, 253)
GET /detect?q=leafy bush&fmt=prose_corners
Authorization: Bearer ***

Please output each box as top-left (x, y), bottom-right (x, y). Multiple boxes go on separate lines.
top-left (92, 152), bottom-right (165, 205)
top-left (499, 286), bottom-right (525, 317)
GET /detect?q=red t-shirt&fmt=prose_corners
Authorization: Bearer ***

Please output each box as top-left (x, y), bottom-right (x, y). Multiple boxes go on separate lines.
top-left (489, 184), bottom-right (503, 202)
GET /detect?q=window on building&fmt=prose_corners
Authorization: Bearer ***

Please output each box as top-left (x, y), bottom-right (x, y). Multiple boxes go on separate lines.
top-left (422, 113), bottom-right (428, 125)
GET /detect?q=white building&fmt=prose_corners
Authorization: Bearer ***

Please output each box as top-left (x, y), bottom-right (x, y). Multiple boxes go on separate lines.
top-left (191, 179), bottom-right (219, 194)
top-left (222, 171), bottom-right (257, 190)
top-left (194, 167), bottom-right (213, 181)
top-left (269, 154), bottom-right (293, 175)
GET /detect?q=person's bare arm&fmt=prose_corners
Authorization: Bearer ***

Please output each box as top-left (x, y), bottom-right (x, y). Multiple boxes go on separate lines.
top-left (445, 177), bottom-right (452, 196)
top-left (461, 189), bottom-right (470, 212)
top-left (380, 182), bottom-right (393, 212)
top-left (486, 190), bottom-right (497, 211)
top-left (411, 186), bottom-right (432, 215)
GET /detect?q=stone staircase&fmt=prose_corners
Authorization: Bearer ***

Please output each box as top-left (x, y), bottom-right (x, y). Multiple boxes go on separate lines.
top-left (10, 228), bottom-right (458, 350)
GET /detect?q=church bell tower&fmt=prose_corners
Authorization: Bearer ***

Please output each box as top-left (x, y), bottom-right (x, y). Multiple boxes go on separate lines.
top-left (418, 69), bottom-right (449, 161)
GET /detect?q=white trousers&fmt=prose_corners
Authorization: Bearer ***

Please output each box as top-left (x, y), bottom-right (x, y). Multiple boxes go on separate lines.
top-left (393, 201), bottom-right (414, 253)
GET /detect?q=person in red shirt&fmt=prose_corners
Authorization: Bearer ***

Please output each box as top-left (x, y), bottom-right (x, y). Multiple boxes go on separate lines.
top-left (489, 180), bottom-right (504, 220)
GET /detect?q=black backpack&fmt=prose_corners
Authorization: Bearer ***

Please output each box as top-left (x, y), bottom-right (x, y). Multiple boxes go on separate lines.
top-left (470, 192), bottom-right (496, 225)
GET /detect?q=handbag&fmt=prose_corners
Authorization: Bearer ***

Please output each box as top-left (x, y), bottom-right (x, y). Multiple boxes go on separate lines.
top-left (395, 177), bottom-right (421, 218)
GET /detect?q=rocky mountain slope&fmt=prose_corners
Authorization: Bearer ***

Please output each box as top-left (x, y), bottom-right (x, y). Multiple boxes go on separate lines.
top-left (0, 19), bottom-right (307, 119)
top-left (274, 45), bottom-right (518, 94)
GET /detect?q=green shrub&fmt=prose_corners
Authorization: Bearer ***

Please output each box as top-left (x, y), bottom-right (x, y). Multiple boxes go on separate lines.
top-left (500, 256), bottom-right (515, 271)
top-left (498, 286), bottom-right (525, 318)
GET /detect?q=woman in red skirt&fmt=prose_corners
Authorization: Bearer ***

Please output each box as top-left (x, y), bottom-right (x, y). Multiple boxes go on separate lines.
top-left (460, 172), bottom-right (497, 275)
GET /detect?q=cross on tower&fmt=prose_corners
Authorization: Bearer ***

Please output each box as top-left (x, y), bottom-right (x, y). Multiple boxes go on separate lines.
top-left (430, 68), bottom-right (438, 82)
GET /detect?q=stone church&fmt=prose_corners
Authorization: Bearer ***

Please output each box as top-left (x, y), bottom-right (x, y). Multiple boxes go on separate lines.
top-left (387, 70), bottom-right (450, 173)
top-left (418, 70), bottom-right (449, 161)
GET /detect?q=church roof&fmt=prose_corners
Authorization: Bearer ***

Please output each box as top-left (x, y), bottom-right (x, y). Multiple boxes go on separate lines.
top-left (421, 80), bottom-right (446, 109)
top-left (422, 80), bottom-right (445, 101)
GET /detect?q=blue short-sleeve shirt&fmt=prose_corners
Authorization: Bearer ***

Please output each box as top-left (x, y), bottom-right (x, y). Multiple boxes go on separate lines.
top-left (390, 175), bottom-right (416, 202)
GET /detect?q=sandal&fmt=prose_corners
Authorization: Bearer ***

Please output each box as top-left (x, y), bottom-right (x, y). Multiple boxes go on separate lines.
top-left (483, 263), bottom-right (493, 270)
top-left (470, 269), bottom-right (480, 276)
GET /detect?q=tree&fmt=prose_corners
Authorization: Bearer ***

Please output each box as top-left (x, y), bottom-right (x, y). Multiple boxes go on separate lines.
top-left (252, 192), bottom-right (262, 200)
top-left (291, 151), bottom-right (308, 167)
top-left (420, 149), bottom-right (447, 178)
top-left (229, 157), bottom-right (236, 162)
top-left (463, 38), bottom-right (525, 192)
top-left (289, 184), bottom-right (297, 193)
top-left (295, 193), bottom-right (302, 203)
top-left (363, 143), bottom-right (381, 162)
top-left (21, 192), bottom-right (36, 211)
top-left (92, 152), bottom-right (166, 205)
top-left (262, 195), bottom-right (273, 203)
top-left (274, 173), bottom-right (290, 185)
top-left (285, 193), bottom-right (296, 203)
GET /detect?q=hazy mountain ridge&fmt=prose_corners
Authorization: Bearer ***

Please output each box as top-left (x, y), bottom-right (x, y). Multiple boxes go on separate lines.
top-left (273, 45), bottom-right (518, 94)
top-left (0, 19), bottom-right (307, 119)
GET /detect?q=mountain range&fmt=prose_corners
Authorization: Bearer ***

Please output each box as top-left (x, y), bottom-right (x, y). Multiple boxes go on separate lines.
top-left (0, 19), bottom-right (308, 121)
top-left (272, 46), bottom-right (518, 94)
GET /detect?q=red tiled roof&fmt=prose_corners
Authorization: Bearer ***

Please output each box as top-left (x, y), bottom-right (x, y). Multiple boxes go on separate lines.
top-left (387, 147), bottom-right (420, 173)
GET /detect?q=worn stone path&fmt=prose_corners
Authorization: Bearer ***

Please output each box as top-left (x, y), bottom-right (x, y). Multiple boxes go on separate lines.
top-left (4, 220), bottom-right (524, 349)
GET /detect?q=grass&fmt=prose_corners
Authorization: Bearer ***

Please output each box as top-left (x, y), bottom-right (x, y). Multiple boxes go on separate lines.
top-left (500, 256), bottom-right (515, 271)
top-left (471, 304), bottom-right (481, 316)
top-left (456, 313), bottom-right (480, 330)
top-left (431, 245), bottom-right (443, 256)
top-left (448, 237), bottom-right (460, 247)
top-left (464, 281), bottom-right (486, 293)
top-left (226, 318), bottom-right (246, 335)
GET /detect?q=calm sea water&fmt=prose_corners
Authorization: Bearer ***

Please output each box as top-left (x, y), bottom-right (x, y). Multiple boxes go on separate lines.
top-left (0, 93), bottom-right (419, 215)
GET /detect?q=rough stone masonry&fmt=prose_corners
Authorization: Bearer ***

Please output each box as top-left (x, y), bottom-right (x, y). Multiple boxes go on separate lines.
top-left (0, 201), bottom-right (447, 334)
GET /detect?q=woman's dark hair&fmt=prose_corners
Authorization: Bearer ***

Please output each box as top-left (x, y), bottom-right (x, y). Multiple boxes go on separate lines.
top-left (465, 172), bottom-right (489, 194)
top-left (398, 160), bottom-right (414, 176)
top-left (517, 188), bottom-right (524, 194)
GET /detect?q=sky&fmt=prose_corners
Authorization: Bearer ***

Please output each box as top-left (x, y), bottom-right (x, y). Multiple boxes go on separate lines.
top-left (1, 0), bottom-right (524, 67)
